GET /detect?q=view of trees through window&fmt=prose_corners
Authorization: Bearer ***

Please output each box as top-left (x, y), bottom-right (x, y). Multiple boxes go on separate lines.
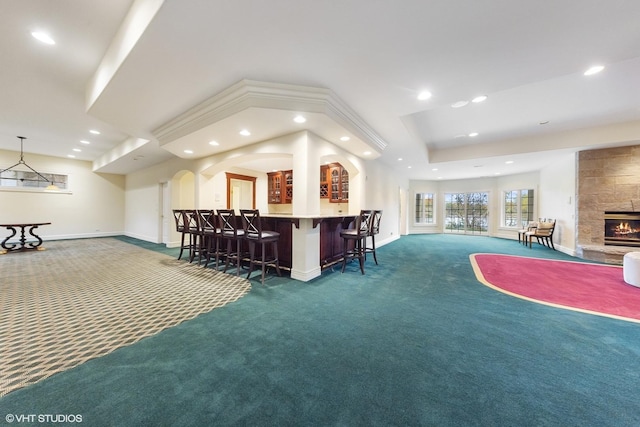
top-left (504, 189), bottom-right (534, 227)
top-left (415, 192), bottom-right (434, 224)
top-left (444, 192), bottom-right (489, 234)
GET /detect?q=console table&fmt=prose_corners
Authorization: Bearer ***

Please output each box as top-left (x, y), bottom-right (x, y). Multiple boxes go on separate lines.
top-left (0, 222), bottom-right (51, 254)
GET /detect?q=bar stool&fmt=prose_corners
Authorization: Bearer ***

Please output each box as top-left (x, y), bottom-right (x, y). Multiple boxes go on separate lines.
top-left (218, 209), bottom-right (246, 275)
top-left (172, 209), bottom-right (190, 260)
top-left (183, 210), bottom-right (201, 263)
top-left (340, 210), bottom-right (372, 274)
top-left (240, 209), bottom-right (281, 284)
top-left (196, 209), bottom-right (224, 268)
top-left (364, 210), bottom-right (382, 265)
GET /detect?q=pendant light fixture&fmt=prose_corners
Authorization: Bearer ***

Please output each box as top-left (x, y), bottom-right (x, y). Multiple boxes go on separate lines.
top-left (0, 136), bottom-right (59, 191)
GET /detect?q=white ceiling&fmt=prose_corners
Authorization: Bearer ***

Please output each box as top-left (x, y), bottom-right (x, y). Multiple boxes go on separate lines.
top-left (2, 0), bottom-right (640, 179)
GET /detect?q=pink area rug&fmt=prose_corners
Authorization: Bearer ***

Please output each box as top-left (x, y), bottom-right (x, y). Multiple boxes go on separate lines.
top-left (470, 253), bottom-right (640, 323)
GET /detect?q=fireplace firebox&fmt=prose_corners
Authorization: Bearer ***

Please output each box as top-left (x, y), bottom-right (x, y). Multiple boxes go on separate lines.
top-left (604, 211), bottom-right (640, 247)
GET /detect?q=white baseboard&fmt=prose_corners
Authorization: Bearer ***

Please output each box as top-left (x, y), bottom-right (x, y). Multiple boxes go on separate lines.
top-left (291, 266), bottom-right (322, 282)
top-left (5, 231), bottom-right (123, 243)
top-left (123, 231), bottom-right (161, 244)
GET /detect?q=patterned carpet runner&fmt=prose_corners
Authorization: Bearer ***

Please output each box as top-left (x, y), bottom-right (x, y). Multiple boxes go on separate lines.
top-left (0, 238), bottom-right (251, 397)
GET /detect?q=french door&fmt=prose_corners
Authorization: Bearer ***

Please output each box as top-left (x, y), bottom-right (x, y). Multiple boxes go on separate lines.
top-left (444, 192), bottom-right (489, 235)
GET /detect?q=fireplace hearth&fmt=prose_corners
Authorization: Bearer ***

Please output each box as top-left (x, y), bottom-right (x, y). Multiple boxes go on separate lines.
top-left (605, 211), bottom-right (640, 247)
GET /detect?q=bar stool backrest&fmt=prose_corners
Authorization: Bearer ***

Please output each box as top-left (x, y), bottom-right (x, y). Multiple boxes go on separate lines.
top-left (357, 210), bottom-right (373, 236)
top-left (217, 209), bottom-right (241, 238)
top-left (370, 210), bottom-right (382, 235)
top-left (183, 210), bottom-right (199, 232)
top-left (240, 209), bottom-right (262, 239)
top-left (197, 209), bottom-right (216, 232)
top-left (172, 209), bottom-right (186, 232)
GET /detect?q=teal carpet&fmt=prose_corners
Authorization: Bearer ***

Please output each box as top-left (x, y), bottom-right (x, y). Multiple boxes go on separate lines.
top-left (2, 234), bottom-right (640, 426)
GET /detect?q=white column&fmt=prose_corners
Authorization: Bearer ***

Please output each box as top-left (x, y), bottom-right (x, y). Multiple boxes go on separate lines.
top-left (292, 132), bottom-right (321, 216)
top-left (290, 218), bottom-right (322, 281)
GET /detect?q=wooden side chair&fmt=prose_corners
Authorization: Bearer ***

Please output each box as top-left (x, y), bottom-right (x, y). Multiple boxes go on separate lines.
top-left (526, 219), bottom-right (556, 250)
top-left (517, 220), bottom-right (538, 245)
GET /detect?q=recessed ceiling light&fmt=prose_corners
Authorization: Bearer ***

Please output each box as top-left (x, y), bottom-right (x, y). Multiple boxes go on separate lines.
top-left (472, 95), bottom-right (488, 103)
top-left (437, 177), bottom-right (443, 180)
top-left (340, 136), bottom-right (350, 142)
top-left (67, 154), bottom-right (75, 158)
top-left (495, 172), bottom-right (501, 175)
top-left (31, 31), bottom-right (55, 45)
top-left (451, 100), bottom-right (469, 108)
top-left (432, 168), bottom-right (438, 171)
top-left (407, 166), bottom-right (412, 169)
top-left (293, 115), bottom-right (307, 123)
top-left (454, 134), bottom-right (467, 139)
top-left (584, 65), bottom-right (604, 76)
top-left (397, 158), bottom-right (403, 161)
top-left (363, 151), bottom-right (372, 156)
top-left (468, 132), bottom-right (479, 137)
top-left (417, 91), bottom-right (432, 101)
top-left (80, 140), bottom-right (90, 144)
top-left (539, 120), bottom-right (550, 125)
top-left (72, 148), bottom-right (81, 152)
top-left (209, 140), bottom-right (219, 146)
top-left (239, 129), bottom-right (251, 136)
top-left (184, 149), bottom-right (193, 154)
top-left (89, 129), bottom-right (100, 135)
top-left (505, 160), bottom-right (514, 164)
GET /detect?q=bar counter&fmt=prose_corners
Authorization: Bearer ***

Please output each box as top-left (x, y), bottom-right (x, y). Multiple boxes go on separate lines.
top-left (260, 214), bottom-right (357, 281)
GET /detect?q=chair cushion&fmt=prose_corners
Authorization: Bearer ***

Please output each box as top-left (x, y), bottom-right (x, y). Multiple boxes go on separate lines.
top-left (222, 229), bottom-right (245, 238)
top-left (246, 231), bottom-right (280, 240)
top-left (538, 221), bottom-right (554, 230)
top-left (341, 229), bottom-right (367, 238)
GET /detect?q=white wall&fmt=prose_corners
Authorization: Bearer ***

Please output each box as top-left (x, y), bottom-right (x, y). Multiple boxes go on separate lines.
top-left (363, 159), bottom-right (404, 246)
top-left (124, 156), bottom-right (194, 243)
top-left (0, 149), bottom-right (125, 240)
top-left (538, 152), bottom-right (577, 254)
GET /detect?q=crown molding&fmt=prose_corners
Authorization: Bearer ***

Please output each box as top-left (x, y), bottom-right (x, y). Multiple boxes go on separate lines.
top-left (152, 79), bottom-right (387, 152)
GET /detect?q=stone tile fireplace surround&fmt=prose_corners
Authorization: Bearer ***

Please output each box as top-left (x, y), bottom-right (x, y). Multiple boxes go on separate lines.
top-left (577, 145), bottom-right (640, 264)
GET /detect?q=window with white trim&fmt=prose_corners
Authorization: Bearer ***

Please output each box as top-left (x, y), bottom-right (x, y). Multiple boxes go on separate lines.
top-left (503, 189), bottom-right (534, 227)
top-left (415, 192), bottom-right (435, 224)
top-left (444, 192), bottom-right (489, 234)
top-left (0, 170), bottom-right (68, 190)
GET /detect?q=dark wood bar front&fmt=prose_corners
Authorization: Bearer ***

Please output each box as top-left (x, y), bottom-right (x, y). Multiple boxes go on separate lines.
top-left (317, 216), bottom-right (356, 269)
top-left (260, 216), bottom-right (297, 270)
top-left (261, 214), bottom-right (356, 280)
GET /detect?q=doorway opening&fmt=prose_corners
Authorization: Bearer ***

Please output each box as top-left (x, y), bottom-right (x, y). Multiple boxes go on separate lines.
top-left (226, 172), bottom-right (256, 210)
